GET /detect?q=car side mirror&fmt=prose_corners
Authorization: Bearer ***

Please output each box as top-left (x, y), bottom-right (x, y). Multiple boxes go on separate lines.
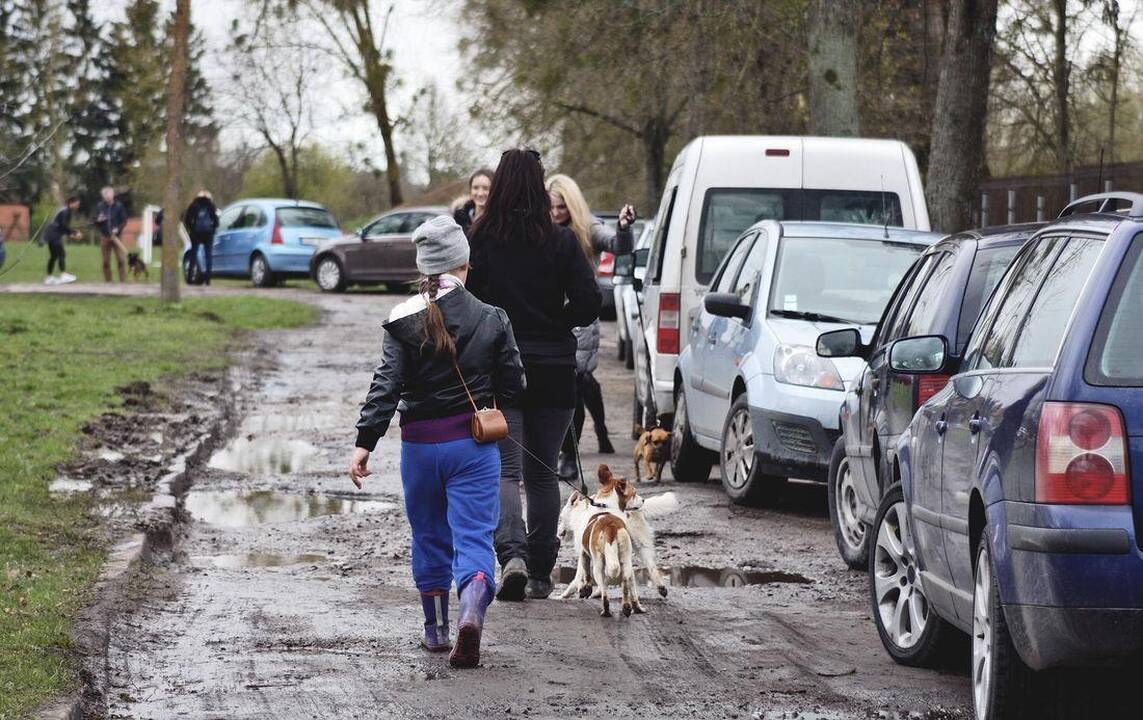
top-left (816, 328), bottom-right (866, 359)
top-left (615, 249), bottom-right (643, 279)
top-left (889, 335), bottom-right (949, 374)
top-left (704, 292), bottom-right (750, 321)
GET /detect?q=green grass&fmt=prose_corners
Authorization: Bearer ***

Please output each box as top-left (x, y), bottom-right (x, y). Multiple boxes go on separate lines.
top-left (0, 294), bottom-right (317, 718)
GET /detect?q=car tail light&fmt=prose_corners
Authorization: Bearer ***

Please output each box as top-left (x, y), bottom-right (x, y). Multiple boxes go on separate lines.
top-left (598, 251), bottom-right (615, 278)
top-left (1036, 402), bottom-right (1130, 504)
top-left (657, 292), bottom-right (680, 355)
top-left (916, 374), bottom-right (950, 408)
top-left (271, 223), bottom-right (283, 245)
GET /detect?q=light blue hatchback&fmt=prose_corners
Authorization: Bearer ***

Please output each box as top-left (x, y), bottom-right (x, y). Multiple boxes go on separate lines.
top-left (188, 199), bottom-right (341, 287)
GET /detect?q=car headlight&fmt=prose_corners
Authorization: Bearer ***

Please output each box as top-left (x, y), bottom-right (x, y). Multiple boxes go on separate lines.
top-left (773, 344), bottom-right (844, 391)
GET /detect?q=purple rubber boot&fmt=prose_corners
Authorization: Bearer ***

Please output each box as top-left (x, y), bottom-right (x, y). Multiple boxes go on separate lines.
top-left (449, 572), bottom-right (492, 668)
top-left (419, 589), bottom-right (451, 652)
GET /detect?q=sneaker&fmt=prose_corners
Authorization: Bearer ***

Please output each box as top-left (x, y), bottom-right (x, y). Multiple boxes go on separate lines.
top-left (525, 577), bottom-right (553, 600)
top-left (59, 272), bottom-right (77, 284)
top-left (496, 557), bottom-right (527, 602)
top-left (44, 276), bottom-right (59, 285)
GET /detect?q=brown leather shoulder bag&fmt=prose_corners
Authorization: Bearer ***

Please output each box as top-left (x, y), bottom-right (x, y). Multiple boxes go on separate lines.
top-left (451, 356), bottom-right (508, 443)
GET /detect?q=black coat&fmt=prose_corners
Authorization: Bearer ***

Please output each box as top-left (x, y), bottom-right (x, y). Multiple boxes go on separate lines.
top-left (183, 197), bottom-right (219, 236)
top-left (354, 286), bottom-right (525, 451)
top-left (453, 201), bottom-right (475, 235)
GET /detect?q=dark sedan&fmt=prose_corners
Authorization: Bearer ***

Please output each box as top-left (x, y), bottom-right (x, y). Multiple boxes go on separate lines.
top-left (310, 206), bottom-right (446, 292)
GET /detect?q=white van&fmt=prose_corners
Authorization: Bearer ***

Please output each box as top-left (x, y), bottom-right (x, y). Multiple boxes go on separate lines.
top-left (634, 135), bottom-right (931, 426)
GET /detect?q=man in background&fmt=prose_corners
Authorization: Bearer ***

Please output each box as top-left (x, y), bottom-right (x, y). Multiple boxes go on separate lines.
top-left (95, 186), bottom-right (128, 282)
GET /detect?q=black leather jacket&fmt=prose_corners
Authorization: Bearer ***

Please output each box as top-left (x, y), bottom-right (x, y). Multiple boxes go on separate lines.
top-left (355, 287), bottom-right (525, 451)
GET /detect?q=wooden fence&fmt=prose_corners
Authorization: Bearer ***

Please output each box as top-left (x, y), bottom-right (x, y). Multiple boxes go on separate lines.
top-left (975, 161), bottom-right (1143, 227)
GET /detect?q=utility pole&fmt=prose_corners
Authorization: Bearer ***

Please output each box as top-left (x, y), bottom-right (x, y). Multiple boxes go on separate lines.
top-left (160, 0), bottom-right (191, 303)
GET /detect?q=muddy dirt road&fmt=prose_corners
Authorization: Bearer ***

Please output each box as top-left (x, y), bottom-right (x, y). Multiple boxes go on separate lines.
top-left (102, 291), bottom-right (974, 720)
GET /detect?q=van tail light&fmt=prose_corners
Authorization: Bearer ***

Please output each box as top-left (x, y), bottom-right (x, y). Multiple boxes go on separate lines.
top-left (598, 251), bottom-right (615, 278)
top-left (271, 223), bottom-right (283, 245)
top-left (1036, 402), bottom-right (1130, 505)
top-left (916, 374), bottom-right (950, 408)
top-left (657, 292), bottom-right (680, 355)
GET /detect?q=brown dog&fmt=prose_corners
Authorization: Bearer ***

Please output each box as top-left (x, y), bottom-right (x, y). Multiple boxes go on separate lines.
top-left (633, 425), bottom-right (671, 482)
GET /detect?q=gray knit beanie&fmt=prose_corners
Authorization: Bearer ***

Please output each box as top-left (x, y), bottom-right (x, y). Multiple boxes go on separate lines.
top-left (412, 215), bottom-right (470, 276)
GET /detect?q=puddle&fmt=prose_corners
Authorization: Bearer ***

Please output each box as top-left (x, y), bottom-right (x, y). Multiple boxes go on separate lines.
top-left (184, 489), bottom-right (396, 527)
top-left (189, 552), bottom-right (329, 569)
top-left (239, 412), bottom-right (341, 434)
top-left (208, 437), bottom-right (317, 475)
top-left (552, 565), bottom-right (812, 588)
top-left (49, 477), bottom-right (94, 494)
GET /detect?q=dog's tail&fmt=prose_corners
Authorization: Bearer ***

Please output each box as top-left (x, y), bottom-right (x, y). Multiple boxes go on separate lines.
top-left (604, 529), bottom-right (630, 583)
top-left (640, 491), bottom-right (679, 518)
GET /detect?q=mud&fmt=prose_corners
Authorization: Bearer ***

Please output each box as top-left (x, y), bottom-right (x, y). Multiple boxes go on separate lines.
top-left (550, 565), bottom-right (812, 588)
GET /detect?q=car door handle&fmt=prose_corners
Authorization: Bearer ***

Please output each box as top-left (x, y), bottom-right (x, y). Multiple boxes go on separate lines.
top-left (969, 415), bottom-right (983, 435)
top-left (869, 376), bottom-right (880, 395)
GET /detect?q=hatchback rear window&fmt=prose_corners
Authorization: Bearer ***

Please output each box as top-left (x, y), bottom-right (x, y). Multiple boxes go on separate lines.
top-left (276, 207), bottom-right (337, 229)
top-left (1087, 236), bottom-right (1143, 386)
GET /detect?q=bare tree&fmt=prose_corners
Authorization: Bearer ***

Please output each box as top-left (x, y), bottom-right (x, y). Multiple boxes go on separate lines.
top-left (300, 0), bottom-right (403, 206)
top-left (226, 15), bottom-right (319, 199)
top-left (161, 0), bottom-right (190, 303)
top-left (806, 0), bottom-right (860, 136)
top-left (926, 0), bottom-right (1000, 233)
top-left (406, 83), bottom-right (476, 187)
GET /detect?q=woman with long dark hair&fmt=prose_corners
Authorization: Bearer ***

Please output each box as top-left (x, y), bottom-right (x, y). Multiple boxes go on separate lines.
top-left (467, 148), bottom-right (622, 600)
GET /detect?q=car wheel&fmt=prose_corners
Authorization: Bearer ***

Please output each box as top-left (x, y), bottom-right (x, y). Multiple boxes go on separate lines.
top-left (973, 529), bottom-right (1033, 720)
top-left (869, 483), bottom-right (952, 667)
top-left (631, 389), bottom-right (644, 440)
top-left (315, 256), bottom-right (346, 293)
top-left (624, 338), bottom-right (635, 369)
top-left (719, 395), bottom-right (784, 505)
top-left (250, 253), bottom-right (273, 288)
top-left (828, 437), bottom-right (869, 569)
top-left (670, 386), bottom-right (715, 483)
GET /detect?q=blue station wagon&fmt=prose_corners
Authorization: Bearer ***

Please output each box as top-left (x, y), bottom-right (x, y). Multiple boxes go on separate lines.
top-left (871, 193), bottom-right (1143, 720)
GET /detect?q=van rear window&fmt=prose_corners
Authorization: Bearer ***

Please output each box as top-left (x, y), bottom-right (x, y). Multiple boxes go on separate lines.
top-left (695, 188), bottom-right (904, 284)
top-left (1087, 236), bottom-right (1143, 386)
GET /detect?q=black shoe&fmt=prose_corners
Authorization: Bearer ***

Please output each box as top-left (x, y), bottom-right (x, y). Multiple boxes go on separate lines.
top-left (525, 577), bottom-right (553, 599)
top-left (496, 558), bottom-right (527, 602)
top-left (598, 434), bottom-right (615, 454)
top-left (557, 454), bottom-right (578, 479)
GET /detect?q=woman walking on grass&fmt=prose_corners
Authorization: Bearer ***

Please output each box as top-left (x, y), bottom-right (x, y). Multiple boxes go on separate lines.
top-left (466, 149), bottom-right (620, 601)
top-left (350, 215), bottom-right (525, 667)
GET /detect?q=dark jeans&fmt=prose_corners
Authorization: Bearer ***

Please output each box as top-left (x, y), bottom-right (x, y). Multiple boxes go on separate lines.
top-left (494, 405), bottom-right (575, 579)
top-left (190, 232), bottom-right (213, 283)
top-left (47, 238), bottom-right (65, 274)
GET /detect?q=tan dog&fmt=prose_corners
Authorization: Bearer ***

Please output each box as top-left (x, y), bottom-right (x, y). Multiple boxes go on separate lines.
top-left (633, 425), bottom-right (671, 482)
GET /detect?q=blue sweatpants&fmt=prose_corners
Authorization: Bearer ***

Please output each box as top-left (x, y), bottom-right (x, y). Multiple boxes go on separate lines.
top-left (400, 437), bottom-right (501, 595)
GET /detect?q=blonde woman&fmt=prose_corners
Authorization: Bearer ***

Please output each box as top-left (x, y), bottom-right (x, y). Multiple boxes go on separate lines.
top-left (546, 174), bottom-right (636, 475)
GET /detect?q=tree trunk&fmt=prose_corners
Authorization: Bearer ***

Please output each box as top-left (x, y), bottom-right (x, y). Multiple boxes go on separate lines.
top-left (925, 0), bottom-right (999, 233)
top-left (160, 0), bottom-right (191, 304)
top-left (1106, 17), bottom-right (1122, 167)
top-left (806, 0), bottom-right (860, 137)
top-left (366, 76), bottom-right (403, 207)
top-left (641, 115), bottom-right (669, 214)
top-left (1052, 0), bottom-right (1071, 177)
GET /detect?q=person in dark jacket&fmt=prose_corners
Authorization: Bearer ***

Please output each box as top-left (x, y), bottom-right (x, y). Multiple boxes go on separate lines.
top-left (183, 190), bottom-right (219, 285)
top-left (42, 196), bottom-right (81, 285)
top-left (467, 148), bottom-right (630, 601)
top-left (94, 186), bottom-right (128, 283)
top-left (352, 214), bottom-right (525, 668)
top-left (452, 168), bottom-right (493, 235)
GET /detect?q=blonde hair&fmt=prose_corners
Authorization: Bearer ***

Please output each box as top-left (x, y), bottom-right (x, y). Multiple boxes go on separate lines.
top-left (546, 174), bottom-right (595, 265)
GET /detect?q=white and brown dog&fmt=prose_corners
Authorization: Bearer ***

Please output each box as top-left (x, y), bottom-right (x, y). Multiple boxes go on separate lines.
top-left (558, 485), bottom-right (643, 617)
top-left (558, 465), bottom-right (678, 611)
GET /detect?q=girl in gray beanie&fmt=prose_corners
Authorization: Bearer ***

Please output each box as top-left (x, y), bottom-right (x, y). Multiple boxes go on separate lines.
top-left (350, 215), bottom-right (525, 668)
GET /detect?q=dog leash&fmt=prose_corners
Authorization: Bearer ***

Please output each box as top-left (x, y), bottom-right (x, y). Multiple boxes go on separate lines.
top-left (499, 428), bottom-right (607, 509)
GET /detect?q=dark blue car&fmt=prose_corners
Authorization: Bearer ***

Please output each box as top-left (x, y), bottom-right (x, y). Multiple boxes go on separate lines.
top-left (870, 193), bottom-right (1143, 720)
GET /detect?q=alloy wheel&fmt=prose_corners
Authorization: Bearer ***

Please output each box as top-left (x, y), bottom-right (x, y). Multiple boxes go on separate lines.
top-left (835, 457), bottom-right (866, 551)
top-left (251, 256), bottom-right (268, 286)
top-left (671, 392), bottom-right (689, 459)
top-left (973, 544), bottom-right (993, 719)
top-left (316, 258), bottom-right (342, 291)
top-left (873, 502), bottom-right (929, 649)
top-left (722, 407), bottom-right (754, 491)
